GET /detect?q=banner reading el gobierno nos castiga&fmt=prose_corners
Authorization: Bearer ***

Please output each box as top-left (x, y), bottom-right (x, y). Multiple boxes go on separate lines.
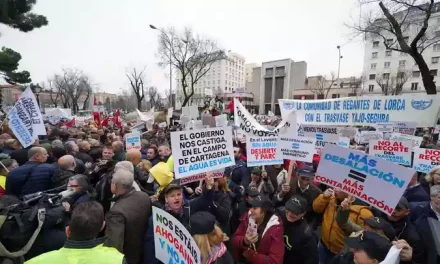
top-left (279, 94), bottom-right (440, 127)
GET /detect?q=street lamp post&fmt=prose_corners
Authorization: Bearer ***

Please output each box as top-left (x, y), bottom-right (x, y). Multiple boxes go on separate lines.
top-left (31, 83), bottom-right (43, 108)
top-left (150, 24), bottom-right (173, 108)
top-left (337, 45), bottom-right (343, 79)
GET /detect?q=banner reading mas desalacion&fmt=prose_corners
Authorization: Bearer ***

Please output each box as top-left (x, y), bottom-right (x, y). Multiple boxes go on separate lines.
top-left (152, 207), bottom-right (201, 264)
top-left (279, 94), bottom-right (440, 127)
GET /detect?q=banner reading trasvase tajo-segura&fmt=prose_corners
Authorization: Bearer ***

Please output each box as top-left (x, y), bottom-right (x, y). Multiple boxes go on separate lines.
top-left (279, 94), bottom-right (440, 127)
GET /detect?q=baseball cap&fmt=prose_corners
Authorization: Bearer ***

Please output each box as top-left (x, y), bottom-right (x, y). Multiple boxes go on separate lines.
top-left (395, 196), bottom-right (409, 210)
top-left (345, 231), bottom-right (392, 262)
top-left (245, 186), bottom-right (260, 197)
top-left (251, 167), bottom-right (261, 175)
top-left (248, 195), bottom-right (273, 209)
top-left (362, 217), bottom-right (396, 241)
top-left (162, 180), bottom-right (182, 195)
top-left (285, 196), bottom-right (308, 215)
top-left (189, 211), bottom-right (216, 235)
top-left (297, 165), bottom-right (315, 178)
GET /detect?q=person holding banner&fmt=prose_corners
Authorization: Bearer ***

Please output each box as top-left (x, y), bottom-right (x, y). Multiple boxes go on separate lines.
top-left (231, 195), bottom-right (284, 264)
top-left (190, 211), bottom-right (234, 264)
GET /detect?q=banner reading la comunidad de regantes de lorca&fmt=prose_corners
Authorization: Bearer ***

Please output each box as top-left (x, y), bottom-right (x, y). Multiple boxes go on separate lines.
top-left (279, 94), bottom-right (440, 127)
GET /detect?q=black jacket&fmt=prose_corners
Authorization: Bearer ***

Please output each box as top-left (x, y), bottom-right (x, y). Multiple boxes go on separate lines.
top-left (389, 217), bottom-right (426, 264)
top-left (10, 146), bottom-right (32, 166)
top-left (209, 191), bottom-right (232, 235)
top-left (76, 151), bottom-right (94, 164)
top-left (280, 210), bottom-right (318, 264)
top-left (52, 168), bottom-right (76, 188)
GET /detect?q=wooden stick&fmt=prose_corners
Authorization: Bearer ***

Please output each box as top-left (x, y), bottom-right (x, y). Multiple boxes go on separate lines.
top-left (286, 161), bottom-right (295, 185)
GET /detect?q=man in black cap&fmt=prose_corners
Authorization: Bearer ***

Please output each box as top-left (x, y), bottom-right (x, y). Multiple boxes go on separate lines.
top-left (388, 196), bottom-right (426, 264)
top-left (344, 231), bottom-right (392, 264)
top-left (280, 196), bottom-right (318, 264)
top-left (237, 186), bottom-right (260, 217)
top-left (273, 164), bottom-right (322, 228)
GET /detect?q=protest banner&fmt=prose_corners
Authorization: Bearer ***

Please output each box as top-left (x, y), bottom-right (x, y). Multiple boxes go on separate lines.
top-left (338, 127), bottom-right (358, 139)
top-left (375, 123), bottom-right (395, 133)
top-left (277, 136), bottom-right (316, 163)
top-left (316, 145), bottom-right (415, 215)
top-left (75, 116), bottom-right (85, 127)
top-left (393, 121), bottom-right (417, 136)
top-left (389, 133), bottom-right (423, 151)
top-left (246, 136), bottom-right (283, 167)
top-left (201, 114), bottom-right (215, 127)
top-left (338, 137), bottom-right (350, 148)
top-left (152, 207), bottom-right (200, 264)
top-left (413, 148), bottom-right (440, 173)
top-left (180, 169), bottom-right (224, 184)
top-left (215, 114), bottom-right (228, 127)
top-left (125, 133), bottom-right (141, 151)
top-left (182, 105), bottom-right (199, 119)
top-left (369, 140), bottom-right (412, 166)
top-left (279, 94), bottom-right (440, 127)
top-left (234, 98), bottom-right (289, 137)
top-left (137, 108), bottom-right (155, 122)
top-left (355, 131), bottom-right (383, 144)
top-left (171, 127), bottom-right (235, 179)
top-left (8, 87), bottom-right (46, 148)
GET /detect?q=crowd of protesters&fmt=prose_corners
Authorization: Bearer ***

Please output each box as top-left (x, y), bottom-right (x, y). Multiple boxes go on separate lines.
top-left (0, 121), bottom-right (438, 264)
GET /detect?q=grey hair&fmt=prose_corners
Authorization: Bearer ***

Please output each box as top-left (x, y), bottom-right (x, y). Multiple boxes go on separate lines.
top-left (112, 170), bottom-right (134, 190)
top-left (431, 185), bottom-right (440, 198)
top-left (425, 165), bottom-right (440, 184)
top-left (64, 141), bottom-right (78, 154)
top-left (51, 140), bottom-right (64, 149)
top-left (114, 161), bottom-right (134, 175)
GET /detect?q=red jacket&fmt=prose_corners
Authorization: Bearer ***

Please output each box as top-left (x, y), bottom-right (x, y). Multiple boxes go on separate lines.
top-left (231, 211), bottom-right (284, 264)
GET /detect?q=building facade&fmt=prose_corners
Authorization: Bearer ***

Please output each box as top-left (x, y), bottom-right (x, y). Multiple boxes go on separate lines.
top-left (293, 76), bottom-right (363, 99)
top-left (363, 3), bottom-right (440, 95)
top-left (176, 52), bottom-right (246, 105)
top-left (245, 63), bottom-right (259, 84)
top-left (246, 59), bottom-right (307, 115)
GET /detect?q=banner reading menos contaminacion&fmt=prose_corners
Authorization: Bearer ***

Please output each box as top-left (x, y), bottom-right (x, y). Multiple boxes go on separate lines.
top-left (279, 94), bottom-right (440, 127)
top-left (171, 127), bottom-right (235, 179)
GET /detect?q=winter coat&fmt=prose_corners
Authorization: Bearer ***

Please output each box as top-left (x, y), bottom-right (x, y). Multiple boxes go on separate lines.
top-left (105, 187), bottom-right (151, 264)
top-left (6, 161), bottom-right (57, 197)
top-left (209, 191), bottom-right (232, 235)
top-left (313, 194), bottom-right (373, 254)
top-left (10, 146), bottom-right (32, 166)
top-left (403, 184), bottom-right (430, 203)
top-left (51, 168), bottom-right (76, 188)
top-left (273, 178), bottom-right (322, 228)
top-left (89, 147), bottom-right (103, 162)
top-left (227, 159), bottom-right (249, 187)
top-left (231, 211), bottom-right (284, 264)
top-left (113, 151), bottom-right (126, 162)
top-left (252, 178), bottom-right (275, 198)
top-left (2, 147), bottom-right (15, 155)
top-left (279, 209), bottom-right (318, 264)
top-left (412, 202), bottom-right (439, 264)
top-left (147, 157), bottom-right (160, 167)
top-left (76, 151), bottom-right (94, 164)
top-left (389, 217), bottom-right (426, 264)
top-left (264, 165), bottom-right (285, 190)
top-left (144, 188), bottom-right (214, 264)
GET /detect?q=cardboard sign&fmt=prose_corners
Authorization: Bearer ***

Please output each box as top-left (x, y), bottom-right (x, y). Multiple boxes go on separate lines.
top-left (413, 148), bottom-right (440, 173)
top-left (389, 133), bottom-right (423, 151)
top-left (369, 140), bottom-right (412, 166)
top-left (179, 170), bottom-right (224, 185)
top-left (279, 95), bottom-right (440, 127)
top-left (338, 137), bottom-right (350, 148)
top-left (277, 136), bottom-right (316, 163)
top-left (125, 133), bottom-right (141, 151)
top-left (152, 207), bottom-right (201, 264)
top-left (393, 121), bottom-right (417, 136)
top-left (375, 123), bottom-right (395, 133)
top-left (338, 127), bottom-right (358, 139)
top-left (316, 145), bottom-right (415, 215)
top-left (171, 127), bottom-right (235, 179)
top-left (214, 114), bottom-right (228, 127)
top-left (75, 116), bottom-right (85, 127)
top-left (355, 131), bottom-right (383, 144)
top-left (246, 136), bottom-right (283, 167)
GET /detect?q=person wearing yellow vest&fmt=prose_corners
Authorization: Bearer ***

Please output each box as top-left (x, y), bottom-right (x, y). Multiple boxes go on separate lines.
top-left (25, 201), bottom-right (127, 264)
top-left (0, 159), bottom-right (18, 196)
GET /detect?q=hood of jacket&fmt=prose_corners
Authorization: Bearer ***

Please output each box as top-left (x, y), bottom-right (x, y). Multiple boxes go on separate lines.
top-left (150, 162), bottom-right (173, 190)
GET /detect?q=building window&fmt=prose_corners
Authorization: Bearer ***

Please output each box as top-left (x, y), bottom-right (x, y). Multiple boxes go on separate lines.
top-left (369, 74), bottom-right (376, 80)
top-left (372, 52), bottom-right (378, 58)
top-left (373, 41), bottom-right (379, 48)
top-left (432, 57), bottom-right (440, 64)
top-left (400, 52), bottom-right (407, 56)
top-left (430, 69), bottom-right (438, 76)
top-left (383, 73), bottom-right (390, 79)
top-left (332, 94), bottom-right (340, 99)
top-left (413, 71), bottom-right (421, 77)
top-left (399, 60), bottom-right (406, 67)
top-left (385, 50), bottom-right (392, 57)
top-left (384, 62), bottom-right (391, 68)
top-left (434, 44), bottom-right (440, 51)
top-left (371, 63), bottom-right (377, 69)
top-left (386, 39), bottom-right (394, 46)
top-left (397, 71), bottom-right (405, 78)
top-left (368, 85), bottom-right (374, 92)
top-left (411, 83), bottom-right (418, 90)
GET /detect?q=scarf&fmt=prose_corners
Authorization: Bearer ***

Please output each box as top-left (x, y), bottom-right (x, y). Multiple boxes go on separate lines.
top-left (206, 242), bottom-right (227, 264)
top-left (165, 204), bottom-right (184, 217)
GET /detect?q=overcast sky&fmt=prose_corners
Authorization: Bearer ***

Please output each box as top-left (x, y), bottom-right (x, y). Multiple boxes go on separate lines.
top-left (0, 0), bottom-right (366, 95)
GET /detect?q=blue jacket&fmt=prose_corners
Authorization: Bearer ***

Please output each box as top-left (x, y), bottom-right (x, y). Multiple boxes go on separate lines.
top-left (410, 201), bottom-right (434, 223)
top-left (143, 188), bottom-right (214, 264)
top-left (6, 161), bottom-right (57, 197)
top-left (403, 184), bottom-right (430, 203)
top-left (227, 159), bottom-right (249, 187)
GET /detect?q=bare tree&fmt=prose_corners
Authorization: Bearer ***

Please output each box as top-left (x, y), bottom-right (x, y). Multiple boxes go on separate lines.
top-left (126, 67), bottom-right (146, 110)
top-left (348, 0), bottom-right (440, 94)
top-left (156, 27), bottom-right (225, 107)
top-left (309, 73), bottom-right (337, 99)
top-left (375, 70), bottom-right (412, 95)
top-left (349, 75), bottom-right (365, 96)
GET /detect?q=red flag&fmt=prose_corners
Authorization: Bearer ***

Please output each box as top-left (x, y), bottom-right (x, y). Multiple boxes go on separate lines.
top-left (93, 112), bottom-right (101, 127)
top-left (113, 109), bottom-right (122, 128)
top-left (94, 96), bottom-right (97, 106)
top-left (64, 118), bottom-right (75, 128)
top-left (101, 117), bottom-right (109, 127)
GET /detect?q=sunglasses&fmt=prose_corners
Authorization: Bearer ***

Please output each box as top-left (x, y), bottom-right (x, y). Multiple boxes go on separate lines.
top-left (67, 185), bottom-right (80, 188)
